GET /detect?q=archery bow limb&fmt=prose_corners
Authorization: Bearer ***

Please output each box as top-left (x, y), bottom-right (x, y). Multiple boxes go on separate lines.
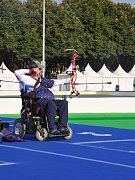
top-left (64, 49), bottom-right (80, 97)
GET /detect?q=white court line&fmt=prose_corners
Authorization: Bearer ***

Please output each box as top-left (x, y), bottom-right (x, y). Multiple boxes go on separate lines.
top-left (51, 140), bottom-right (135, 154)
top-left (0, 144), bottom-right (135, 169)
top-left (129, 151), bottom-right (135, 153)
top-left (0, 161), bottom-right (16, 166)
top-left (72, 139), bottom-right (135, 145)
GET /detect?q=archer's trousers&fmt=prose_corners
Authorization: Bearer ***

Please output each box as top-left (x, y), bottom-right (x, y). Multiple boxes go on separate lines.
top-left (39, 99), bottom-right (68, 130)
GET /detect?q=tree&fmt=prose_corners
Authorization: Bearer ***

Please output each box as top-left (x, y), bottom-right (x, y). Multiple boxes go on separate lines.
top-left (0, 0), bottom-right (135, 73)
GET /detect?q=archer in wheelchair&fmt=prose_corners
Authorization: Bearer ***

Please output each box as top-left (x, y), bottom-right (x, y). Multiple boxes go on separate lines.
top-left (13, 60), bottom-right (73, 141)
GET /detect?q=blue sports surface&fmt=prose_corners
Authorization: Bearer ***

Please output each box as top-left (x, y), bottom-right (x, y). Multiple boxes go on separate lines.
top-left (0, 117), bottom-right (135, 180)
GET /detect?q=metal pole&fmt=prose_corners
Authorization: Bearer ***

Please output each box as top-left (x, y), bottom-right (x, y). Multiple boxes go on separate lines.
top-left (42, 0), bottom-right (46, 77)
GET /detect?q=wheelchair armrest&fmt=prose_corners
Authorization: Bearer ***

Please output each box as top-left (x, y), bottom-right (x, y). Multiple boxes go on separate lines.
top-left (22, 95), bottom-right (40, 101)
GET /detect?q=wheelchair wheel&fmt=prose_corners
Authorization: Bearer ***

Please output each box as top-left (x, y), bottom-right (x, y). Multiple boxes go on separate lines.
top-left (64, 127), bottom-right (73, 140)
top-left (13, 118), bottom-right (26, 138)
top-left (35, 128), bottom-right (48, 141)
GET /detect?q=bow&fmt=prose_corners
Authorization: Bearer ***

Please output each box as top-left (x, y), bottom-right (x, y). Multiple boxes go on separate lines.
top-left (64, 49), bottom-right (80, 97)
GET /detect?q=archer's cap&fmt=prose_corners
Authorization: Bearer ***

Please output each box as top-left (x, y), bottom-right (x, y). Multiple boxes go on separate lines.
top-left (29, 61), bottom-right (45, 70)
top-left (34, 61), bottom-right (45, 70)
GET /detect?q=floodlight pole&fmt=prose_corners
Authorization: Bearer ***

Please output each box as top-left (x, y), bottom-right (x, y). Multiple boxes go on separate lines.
top-left (42, 0), bottom-right (46, 77)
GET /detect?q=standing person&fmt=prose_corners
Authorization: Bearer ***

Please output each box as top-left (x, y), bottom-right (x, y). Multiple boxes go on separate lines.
top-left (14, 61), bottom-right (71, 135)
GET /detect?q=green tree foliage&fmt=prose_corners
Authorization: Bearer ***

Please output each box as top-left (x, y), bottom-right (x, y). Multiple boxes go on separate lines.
top-left (0, 0), bottom-right (26, 68)
top-left (0, 0), bottom-right (135, 72)
top-left (45, 0), bottom-right (85, 71)
top-left (0, 0), bottom-right (43, 69)
top-left (61, 0), bottom-right (135, 71)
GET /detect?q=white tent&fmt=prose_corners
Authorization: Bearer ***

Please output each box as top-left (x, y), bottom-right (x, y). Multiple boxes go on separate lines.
top-left (97, 64), bottom-right (118, 91)
top-left (113, 65), bottom-right (131, 77)
top-left (83, 63), bottom-right (102, 91)
top-left (0, 62), bottom-right (15, 75)
top-left (128, 65), bottom-right (135, 76)
top-left (0, 62), bottom-right (20, 95)
top-left (113, 65), bottom-right (134, 91)
top-left (84, 63), bottom-right (100, 76)
top-left (97, 64), bottom-right (116, 77)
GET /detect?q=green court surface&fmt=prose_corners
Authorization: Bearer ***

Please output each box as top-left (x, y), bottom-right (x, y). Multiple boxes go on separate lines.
top-left (69, 113), bottom-right (135, 130)
top-left (1, 113), bottom-right (135, 130)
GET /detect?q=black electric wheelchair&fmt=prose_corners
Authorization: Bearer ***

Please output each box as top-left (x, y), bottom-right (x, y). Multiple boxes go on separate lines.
top-left (13, 90), bottom-right (73, 141)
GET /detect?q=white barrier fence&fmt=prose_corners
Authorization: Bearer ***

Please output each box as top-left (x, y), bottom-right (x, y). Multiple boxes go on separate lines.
top-left (0, 96), bottom-right (135, 114)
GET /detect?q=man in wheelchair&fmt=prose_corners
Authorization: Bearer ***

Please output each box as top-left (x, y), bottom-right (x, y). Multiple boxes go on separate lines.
top-left (14, 61), bottom-right (72, 140)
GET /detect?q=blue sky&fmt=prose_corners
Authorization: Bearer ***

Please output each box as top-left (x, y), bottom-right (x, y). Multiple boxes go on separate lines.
top-left (112, 0), bottom-right (135, 7)
top-left (53, 0), bottom-right (135, 7)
